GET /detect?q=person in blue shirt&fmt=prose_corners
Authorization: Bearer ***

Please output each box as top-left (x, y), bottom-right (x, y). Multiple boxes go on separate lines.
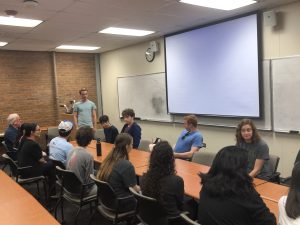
top-left (174, 115), bottom-right (203, 160)
top-left (99, 115), bottom-right (119, 144)
top-left (120, 108), bottom-right (141, 149)
top-left (49, 121), bottom-right (73, 167)
top-left (4, 113), bottom-right (22, 160)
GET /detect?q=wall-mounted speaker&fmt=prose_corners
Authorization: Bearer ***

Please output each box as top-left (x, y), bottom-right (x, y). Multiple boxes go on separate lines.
top-left (263, 10), bottom-right (277, 27)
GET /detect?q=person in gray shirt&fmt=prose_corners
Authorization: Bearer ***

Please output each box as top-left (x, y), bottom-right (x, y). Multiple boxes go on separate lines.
top-left (67, 126), bottom-right (96, 195)
top-left (73, 88), bottom-right (97, 130)
top-left (236, 119), bottom-right (272, 180)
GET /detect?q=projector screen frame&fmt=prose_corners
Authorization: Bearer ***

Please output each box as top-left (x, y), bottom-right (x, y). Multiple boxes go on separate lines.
top-left (164, 11), bottom-right (263, 119)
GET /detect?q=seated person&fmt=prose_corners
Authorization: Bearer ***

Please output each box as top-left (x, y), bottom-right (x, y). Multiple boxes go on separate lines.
top-left (235, 119), bottom-right (272, 180)
top-left (278, 162), bottom-right (300, 224)
top-left (141, 141), bottom-right (184, 222)
top-left (198, 145), bottom-right (276, 225)
top-left (120, 108), bottom-right (141, 149)
top-left (99, 115), bottom-right (119, 144)
top-left (4, 113), bottom-right (22, 160)
top-left (67, 126), bottom-right (96, 195)
top-left (97, 133), bottom-right (139, 213)
top-left (173, 115), bottom-right (203, 160)
top-left (49, 121), bottom-right (73, 167)
top-left (17, 123), bottom-right (55, 190)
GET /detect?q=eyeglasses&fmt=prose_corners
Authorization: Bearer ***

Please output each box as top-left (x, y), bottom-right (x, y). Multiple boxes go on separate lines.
top-left (181, 132), bottom-right (190, 140)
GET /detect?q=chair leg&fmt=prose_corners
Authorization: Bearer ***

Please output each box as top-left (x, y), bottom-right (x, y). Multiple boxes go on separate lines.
top-left (74, 206), bottom-right (82, 225)
top-left (54, 198), bottom-right (61, 219)
top-left (43, 179), bottom-right (49, 206)
top-left (36, 181), bottom-right (41, 199)
top-left (61, 198), bottom-right (65, 223)
top-left (88, 209), bottom-right (97, 225)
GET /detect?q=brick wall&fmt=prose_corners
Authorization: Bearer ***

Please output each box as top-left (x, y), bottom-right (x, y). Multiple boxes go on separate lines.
top-left (55, 52), bottom-right (97, 115)
top-left (0, 50), bottom-right (97, 132)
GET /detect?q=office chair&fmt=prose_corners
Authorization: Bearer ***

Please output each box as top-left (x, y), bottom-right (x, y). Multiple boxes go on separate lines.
top-left (54, 166), bottom-right (97, 225)
top-left (89, 174), bottom-right (136, 225)
top-left (2, 153), bottom-right (47, 200)
top-left (138, 139), bottom-right (152, 152)
top-left (129, 187), bottom-right (169, 225)
top-left (268, 154), bottom-right (281, 184)
top-left (192, 151), bottom-right (216, 167)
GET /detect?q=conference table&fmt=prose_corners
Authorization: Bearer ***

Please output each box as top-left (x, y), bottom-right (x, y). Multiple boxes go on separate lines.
top-left (0, 170), bottom-right (60, 225)
top-left (70, 140), bottom-right (149, 169)
top-left (72, 141), bottom-right (283, 220)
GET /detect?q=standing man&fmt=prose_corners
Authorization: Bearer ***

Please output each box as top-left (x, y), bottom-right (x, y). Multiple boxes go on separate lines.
top-left (174, 115), bottom-right (203, 160)
top-left (4, 113), bottom-right (22, 159)
top-left (73, 88), bottom-right (97, 130)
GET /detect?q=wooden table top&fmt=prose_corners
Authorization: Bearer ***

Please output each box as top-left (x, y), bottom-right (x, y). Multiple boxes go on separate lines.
top-left (0, 171), bottom-right (59, 225)
top-left (256, 182), bottom-right (289, 202)
top-left (70, 140), bottom-right (150, 169)
top-left (263, 198), bottom-right (279, 222)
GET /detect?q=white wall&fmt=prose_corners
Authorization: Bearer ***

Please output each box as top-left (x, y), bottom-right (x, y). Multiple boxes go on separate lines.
top-left (100, 1), bottom-right (300, 177)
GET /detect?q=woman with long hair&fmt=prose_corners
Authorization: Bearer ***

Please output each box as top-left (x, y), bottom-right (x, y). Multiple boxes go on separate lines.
top-left (141, 141), bottom-right (184, 218)
top-left (236, 119), bottom-right (272, 180)
top-left (18, 123), bottom-right (55, 191)
top-left (198, 145), bottom-right (276, 225)
top-left (278, 162), bottom-right (300, 224)
top-left (96, 133), bottom-right (139, 212)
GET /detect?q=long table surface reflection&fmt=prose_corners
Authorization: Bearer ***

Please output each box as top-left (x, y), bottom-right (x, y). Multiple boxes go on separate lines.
top-left (0, 170), bottom-right (60, 225)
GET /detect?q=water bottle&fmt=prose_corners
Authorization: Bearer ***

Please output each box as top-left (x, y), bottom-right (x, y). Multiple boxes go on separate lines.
top-left (96, 138), bottom-right (102, 156)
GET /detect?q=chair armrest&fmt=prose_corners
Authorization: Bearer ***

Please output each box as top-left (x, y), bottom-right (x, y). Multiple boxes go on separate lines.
top-left (117, 194), bottom-right (135, 201)
top-left (180, 212), bottom-right (200, 225)
top-left (269, 172), bottom-right (281, 183)
top-left (17, 165), bottom-right (33, 170)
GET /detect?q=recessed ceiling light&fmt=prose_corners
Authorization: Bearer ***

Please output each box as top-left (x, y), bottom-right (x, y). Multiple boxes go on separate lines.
top-left (0, 42), bottom-right (8, 46)
top-left (99, 27), bottom-right (154, 36)
top-left (56, 45), bottom-right (100, 51)
top-left (0, 16), bottom-right (42, 27)
top-left (179, 0), bottom-right (257, 10)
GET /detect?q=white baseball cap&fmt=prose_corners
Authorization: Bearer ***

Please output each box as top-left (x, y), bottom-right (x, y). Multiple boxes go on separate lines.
top-left (58, 121), bottom-right (73, 132)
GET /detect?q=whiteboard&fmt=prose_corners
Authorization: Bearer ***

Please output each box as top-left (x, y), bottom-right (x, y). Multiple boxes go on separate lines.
top-left (272, 56), bottom-right (300, 132)
top-left (173, 60), bottom-right (272, 130)
top-left (117, 73), bottom-right (172, 122)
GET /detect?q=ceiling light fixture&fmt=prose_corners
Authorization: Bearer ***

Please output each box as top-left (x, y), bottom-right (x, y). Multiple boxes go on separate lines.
top-left (0, 42), bottom-right (8, 46)
top-left (56, 45), bottom-right (100, 51)
top-left (0, 16), bottom-right (42, 27)
top-left (23, 0), bottom-right (39, 7)
top-left (99, 27), bottom-right (154, 36)
top-left (179, 0), bottom-right (257, 10)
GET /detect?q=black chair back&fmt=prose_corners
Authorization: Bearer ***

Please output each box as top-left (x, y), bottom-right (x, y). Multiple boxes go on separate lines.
top-left (1, 141), bottom-right (17, 160)
top-left (129, 187), bottom-right (168, 225)
top-left (2, 154), bottom-right (18, 177)
top-left (51, 159), bottom-right (66, 170)
top-left (90, 174), bottom-right (118, 211)
top-left (55, 166), bottom-right (82, 195)
top-left (269, 154), bottom-right (280, 174)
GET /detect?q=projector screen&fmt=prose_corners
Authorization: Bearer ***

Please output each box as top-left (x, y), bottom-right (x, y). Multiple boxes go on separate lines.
top-left (165, 13), bottom-right (261, 117)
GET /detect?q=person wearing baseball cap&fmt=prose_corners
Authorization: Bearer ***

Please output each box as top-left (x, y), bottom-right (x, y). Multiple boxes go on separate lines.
top-left (49, 121), bottom-right (74, 167)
